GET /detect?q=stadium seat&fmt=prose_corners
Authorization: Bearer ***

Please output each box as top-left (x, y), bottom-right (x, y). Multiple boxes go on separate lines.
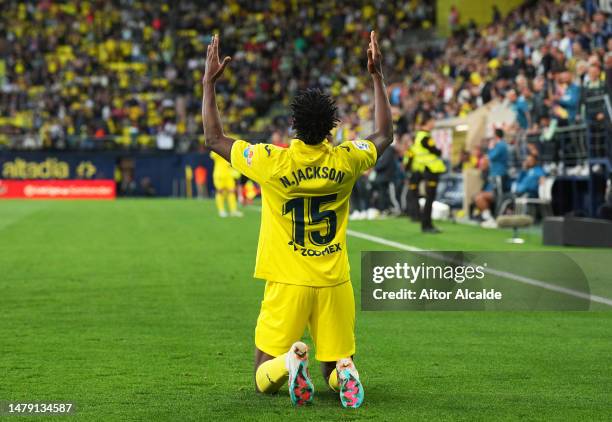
top-left (496, 214), bottom-right (534, 244)
top-left (515, 177), bottom-right (555, 218)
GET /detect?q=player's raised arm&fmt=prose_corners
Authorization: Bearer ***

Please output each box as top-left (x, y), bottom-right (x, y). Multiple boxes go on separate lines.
top-left (202, 34), bottom-right (235, 161)
top-left (364, 31), bottom-right (394, 158)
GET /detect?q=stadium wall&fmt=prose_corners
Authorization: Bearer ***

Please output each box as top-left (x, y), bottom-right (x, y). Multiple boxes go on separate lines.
top-left (0, 152), bottom-right (215, 197)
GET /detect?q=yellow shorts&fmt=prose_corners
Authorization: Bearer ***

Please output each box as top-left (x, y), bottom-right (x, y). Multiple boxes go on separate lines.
top-left (255, 280), bottom-right (355, 362)
top-left (213, 176), bottom-right (236, 191)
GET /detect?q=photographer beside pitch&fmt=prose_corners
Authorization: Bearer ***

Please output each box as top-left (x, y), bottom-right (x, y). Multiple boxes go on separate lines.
top-left (201, 32), bottom-right (393, 408)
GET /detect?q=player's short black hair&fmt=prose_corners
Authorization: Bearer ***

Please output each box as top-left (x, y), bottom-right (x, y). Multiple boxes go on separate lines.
top-left (494, 128), bottom-right (505, 139)
top-left (290, 89), bottom-right (339, 145)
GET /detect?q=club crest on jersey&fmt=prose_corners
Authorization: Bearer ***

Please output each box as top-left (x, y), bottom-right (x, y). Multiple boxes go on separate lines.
top-left (353, 141), bottom-right (370, 151)
top-left (243, 146), bottom-right (254, 166)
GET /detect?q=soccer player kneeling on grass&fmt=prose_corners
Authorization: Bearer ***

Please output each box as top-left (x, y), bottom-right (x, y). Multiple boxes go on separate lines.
top-left (201, 32), bottom-right (393, 408)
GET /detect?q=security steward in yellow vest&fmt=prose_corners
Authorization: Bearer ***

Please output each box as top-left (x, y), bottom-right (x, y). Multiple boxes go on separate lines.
top-left (404, 114), bottom-right (446, 233)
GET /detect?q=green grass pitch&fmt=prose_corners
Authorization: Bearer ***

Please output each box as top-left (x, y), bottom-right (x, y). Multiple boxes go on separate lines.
top-left (1, 199), bottom-right (611, 421)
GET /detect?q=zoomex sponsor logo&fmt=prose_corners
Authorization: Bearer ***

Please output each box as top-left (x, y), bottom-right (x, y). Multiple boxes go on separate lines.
top-left (287, 240), bottom-right (342, 257)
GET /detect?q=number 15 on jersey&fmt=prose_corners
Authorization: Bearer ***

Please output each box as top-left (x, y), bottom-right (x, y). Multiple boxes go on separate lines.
top-left (283, 194), bottom-right (338, 247)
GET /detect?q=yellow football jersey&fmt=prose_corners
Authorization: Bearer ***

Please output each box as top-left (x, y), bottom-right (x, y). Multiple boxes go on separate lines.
top-left (210, 150), bottom-right (236, 182)
top-left (230, 138), bottom-right (377, 287)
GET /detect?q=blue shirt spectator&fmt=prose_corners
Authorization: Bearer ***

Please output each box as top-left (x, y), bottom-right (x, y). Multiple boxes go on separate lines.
top-left (484, 129), bottom-right (510, 192)
top-left (514, 96), bottom-right (530, 129)
top-left (507, 89), bottom-right (530, 130)
top-left (557, 80), bottom-right (581, 122)
top-left (515, 155), bottom-right (546, 197)
top-left (487, 136), bottom-right (509, 178)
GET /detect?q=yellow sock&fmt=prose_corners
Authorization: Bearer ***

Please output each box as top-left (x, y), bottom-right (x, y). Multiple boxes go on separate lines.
top-left (227, 192), bottom-right (238, 213)
top-left (215, 191), bottom-right (226, 214)
top-left (328, 368), bottom-right (339, 392)
top-left (255, 354), bottom-right (288, 393)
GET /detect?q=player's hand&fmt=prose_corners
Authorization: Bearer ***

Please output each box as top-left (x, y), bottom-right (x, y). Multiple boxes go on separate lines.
top-left (367, 31), bottom-right (383, 78)
top-left (203, 34), bottom-right (232, 84)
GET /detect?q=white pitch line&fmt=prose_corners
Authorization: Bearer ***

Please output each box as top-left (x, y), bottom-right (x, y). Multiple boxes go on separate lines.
top-left (347, 229), bottom-right (612, 308)
top-left (347, 229), bottom-right (424, 252)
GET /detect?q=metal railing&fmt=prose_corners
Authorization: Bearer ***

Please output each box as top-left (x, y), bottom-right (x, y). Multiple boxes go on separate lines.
top-left (525, 124), bottom-right (589, 170)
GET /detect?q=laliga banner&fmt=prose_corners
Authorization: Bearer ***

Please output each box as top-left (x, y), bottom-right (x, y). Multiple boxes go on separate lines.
top-left (0, 180), bottom-right (116, 200)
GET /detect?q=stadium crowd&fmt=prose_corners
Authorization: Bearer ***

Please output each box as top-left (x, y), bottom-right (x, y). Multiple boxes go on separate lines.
top-left (385, 0), bottom-right (612, 156)
top-left (1, 1), bottom-right (611, 151)
top-left (344, 0), bottom-right (612, 221)
top-left (1, 0), bottom-right (611, 219)
top-left (0, 0), bottom-right (433, 149)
